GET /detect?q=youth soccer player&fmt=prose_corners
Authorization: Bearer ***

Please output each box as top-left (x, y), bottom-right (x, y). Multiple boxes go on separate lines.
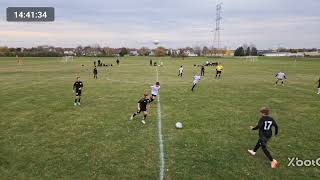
top-left (317, 78), bottom-right (320, 95)
top-left (150, 82), bottom-right (160, 102)
top-left (200, 65), bottom-right (205, 76)
top-left (215, 63), bottom-right (223, 79)
top-left (178, 66), bottom-right (184, 77)
top-left (93, 66), bottom-right (98, 79)
top-left (73, 77), bottom-right (84, 106)
top-left (191, 74), bottom-right (201, 91)
top-left (274, 71), bottom-right (286, 86)
top-left (248, 107), bottom-right (279, 169)
top-left (130, 93), bottom-right (151, 124)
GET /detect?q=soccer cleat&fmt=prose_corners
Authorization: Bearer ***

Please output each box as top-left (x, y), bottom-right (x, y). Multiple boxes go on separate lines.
top-left (271, 159), bottom-right (278, 169)
top-left (77, 102), bottom-right (81, 106)
top-left (74, 102), bottom-right (77, 106)
top-left (130, 115), bottom-right (133, 121)
top-left (141, 120), bottom-right (146, 124)
top-left (247, 150), bottom-right (256, 156)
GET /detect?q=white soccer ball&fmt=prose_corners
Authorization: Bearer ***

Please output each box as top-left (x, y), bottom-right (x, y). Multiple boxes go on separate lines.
top-left (175, 122), bottom-right (183, 129)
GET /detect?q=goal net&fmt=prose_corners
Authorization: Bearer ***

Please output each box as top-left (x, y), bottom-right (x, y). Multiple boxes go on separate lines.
top-left (63, 56), bottom-right (74, 62)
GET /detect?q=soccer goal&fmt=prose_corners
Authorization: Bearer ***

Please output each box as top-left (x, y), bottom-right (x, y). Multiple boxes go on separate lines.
top-left (245, 56), bottom-right (258, 62)
top-left (62, 56), bottom-right (74, 62)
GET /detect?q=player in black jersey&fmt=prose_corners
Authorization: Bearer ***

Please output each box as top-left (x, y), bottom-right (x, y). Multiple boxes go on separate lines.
top-left (130, 93), bottom-right (150, 124)
top-left (93, 66), bottom-right (98, 79)
top-left (248, 107), bottom-right (279, 169)
top-left (317, 77), bottom-right (320, 95)
top-left (73, 77), bottom-right (84, 106)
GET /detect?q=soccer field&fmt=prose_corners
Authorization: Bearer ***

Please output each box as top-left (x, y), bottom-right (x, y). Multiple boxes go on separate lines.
top-left (0, 56), bottom-right (319, 179)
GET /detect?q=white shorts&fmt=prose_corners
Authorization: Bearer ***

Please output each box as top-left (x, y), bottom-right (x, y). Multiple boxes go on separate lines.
top-left (193, 80), bottom-right (198, 85)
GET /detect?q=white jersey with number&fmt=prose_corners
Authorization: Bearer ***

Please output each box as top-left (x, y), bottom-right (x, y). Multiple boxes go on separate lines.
top-left (276, 72), bottom-right (286, 80)
top-left (193, 75), bottom-right (201, 84)
top-left (179, 67), bottom-right (184, 73)
top-left (151, 85), bottom-right (160, 95)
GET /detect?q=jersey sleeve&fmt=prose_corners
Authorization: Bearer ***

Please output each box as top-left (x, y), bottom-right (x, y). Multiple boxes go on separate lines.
top-left (252, 119), bottom-right (262, 130)
top-left (273, 119), bottom-right (278, 135)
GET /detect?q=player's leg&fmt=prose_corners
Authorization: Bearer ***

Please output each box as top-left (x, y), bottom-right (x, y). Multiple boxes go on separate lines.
top-left (281, 80), bottom-right (284, 86)
top-left (215, 71), bottom-right (218, 78)
top-left (317, 87), bottom-right (320, 94)
top-left (191, 82), bottom-right (197, 91)
top-left (130, 110), bottom-right (141, 120)
top-left (74, 95), bottom-right (78, 106)
top-left (218, 71), bottom-right (221, 78)
top-left (141, 111), bottom-right (148, 124)
top-left (77, 92), bottom-right (81, 105)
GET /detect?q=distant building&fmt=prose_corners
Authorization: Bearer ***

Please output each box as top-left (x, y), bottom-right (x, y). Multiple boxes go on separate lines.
top-left (263, 52), bottom-right (304, 57)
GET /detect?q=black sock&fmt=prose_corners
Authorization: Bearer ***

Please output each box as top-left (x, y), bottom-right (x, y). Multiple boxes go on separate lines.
top-left (133, 112), bottom-right (138, 117)
top-left (143, 114), bottom-right (147, 120)
top-left (74, 99), bottom-right (77, 103)
top-left (192, 85), bottom-right (196, 91)
top-left (78, 98), bottom-right (81, 103)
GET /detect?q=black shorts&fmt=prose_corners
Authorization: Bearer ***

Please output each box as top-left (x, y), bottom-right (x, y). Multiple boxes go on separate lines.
top-left (75, 90), bottom-right (82, 96)
top-left (258, 136), bottom-right (270, 146)
top-left (138, 108), bottom-right (147, 113)
top-left (216, 71), bottom-right (222, 74)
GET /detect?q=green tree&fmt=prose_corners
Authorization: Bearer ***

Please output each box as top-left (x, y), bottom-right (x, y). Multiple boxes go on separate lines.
top-left (119, 47), bottom-right (128, 57)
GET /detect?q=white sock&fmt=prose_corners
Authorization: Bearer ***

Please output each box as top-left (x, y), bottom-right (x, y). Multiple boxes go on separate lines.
top-left (318, 88), bottom-right (320, 94)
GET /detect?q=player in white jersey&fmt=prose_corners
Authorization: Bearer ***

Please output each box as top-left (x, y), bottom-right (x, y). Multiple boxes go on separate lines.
top-left (274, 72), bottom-right (286, 86)
top-left (150, 82), bottom-right (160, 102)
top-left (178, 66), bottom-right (184, 77)
top-left (191, 75), bottom-right (201, 91)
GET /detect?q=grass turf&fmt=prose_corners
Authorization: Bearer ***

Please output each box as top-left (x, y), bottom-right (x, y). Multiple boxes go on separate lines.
top-left (0, 56), bottom-right (319, 179)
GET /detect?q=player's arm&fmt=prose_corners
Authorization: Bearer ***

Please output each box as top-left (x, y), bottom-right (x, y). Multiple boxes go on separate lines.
top-left (251, 119), bottom-right (262, 130)
top-left (137, 103), bottom-right (140, 110)
top-left (273, 120), bottom-right (279, 136)
top-left (137, 99), bottom-right (142, 110)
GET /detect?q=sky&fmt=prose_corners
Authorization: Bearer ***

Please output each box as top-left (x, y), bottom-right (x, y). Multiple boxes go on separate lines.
top-left (0, 0), bottom-right (319, 49)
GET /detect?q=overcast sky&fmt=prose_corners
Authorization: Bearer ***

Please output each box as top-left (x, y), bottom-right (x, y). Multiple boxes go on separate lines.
top-left (0, 0), bottom-right (319, 49)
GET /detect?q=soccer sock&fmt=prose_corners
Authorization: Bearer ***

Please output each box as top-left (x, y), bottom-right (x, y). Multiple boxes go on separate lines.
top-left (143, 114), bottom-right (147, 120)
top-left (261, 145), bottom-right (273, 161)
top-left (192, 85), bottom-right (196, 91)
top-left (133, 112), bottom-right (138, 117)
top-left (74, 99), bottom-right (77, 103)
top-left (318, 88), bottom-right (320, 93)
top-left (78, 98), bottom-right (81, 103)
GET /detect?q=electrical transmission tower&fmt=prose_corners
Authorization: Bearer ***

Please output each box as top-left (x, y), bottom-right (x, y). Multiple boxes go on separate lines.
top-left (214, 2), bottom-right (222, 56)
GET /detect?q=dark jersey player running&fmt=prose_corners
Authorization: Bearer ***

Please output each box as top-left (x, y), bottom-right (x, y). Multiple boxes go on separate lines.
top-left (73, 77), bottom-right (84, 106)
top-left (93, 66), bottom-right (98, 79)
top-left (248, 107), bottom-right (279, 169)
top-left (130, 93), bottom-right (150, 124)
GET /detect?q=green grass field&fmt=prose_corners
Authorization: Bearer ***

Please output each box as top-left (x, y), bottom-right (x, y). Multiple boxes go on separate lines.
top-left (0, 56), bottom-right (319, 179)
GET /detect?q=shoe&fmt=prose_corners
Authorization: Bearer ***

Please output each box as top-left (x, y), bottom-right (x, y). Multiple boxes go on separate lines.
top-left (248, 150), bottom-right (256, 156)
top-left (130, 115), bottom-right (133, 121)
top-left (271, 159), bottom-right (278, 169)
top-left (74, 103), bottom-right (77, 106)
top-left (77, 102), bottom-right (81, 106)
top-left (141, 120), bottom-right (146, 124)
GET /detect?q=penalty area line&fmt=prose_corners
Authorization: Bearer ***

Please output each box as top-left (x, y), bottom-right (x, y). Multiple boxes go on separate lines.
top-left (156, 67), bottom-right (165, 180)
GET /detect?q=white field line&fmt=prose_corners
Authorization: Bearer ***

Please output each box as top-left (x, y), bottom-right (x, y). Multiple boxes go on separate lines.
top-left (156, 67), bottom-right (165, 180)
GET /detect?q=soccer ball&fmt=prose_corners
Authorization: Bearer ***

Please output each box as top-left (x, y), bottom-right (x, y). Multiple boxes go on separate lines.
top-left (175, 122), bottom-right (183, 129)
